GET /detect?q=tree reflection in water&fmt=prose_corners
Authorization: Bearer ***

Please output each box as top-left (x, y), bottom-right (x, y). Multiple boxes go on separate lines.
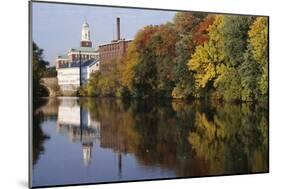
top-left (33, 98), bottom-right (268, 178)
top-left (188, 102), bottom-right (268, 175)
top-left (33, 99), bottom-right (51, 165)
top-left (83, 98), bottom-right (268, 177)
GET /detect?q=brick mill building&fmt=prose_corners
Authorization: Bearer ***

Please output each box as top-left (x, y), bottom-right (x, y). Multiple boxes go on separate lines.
top-left (55, 18), bottom-right (132, 95)
top-left (99, 17), bottom-right (132, 74)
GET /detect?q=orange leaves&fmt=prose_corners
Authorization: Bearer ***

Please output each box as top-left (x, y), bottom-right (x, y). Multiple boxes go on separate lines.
top-left (192, 15), bottom-right (215, 46)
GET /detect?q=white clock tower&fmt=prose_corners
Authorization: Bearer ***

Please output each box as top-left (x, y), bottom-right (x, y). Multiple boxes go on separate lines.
top-left (81, 20), bottom-right (92, 47)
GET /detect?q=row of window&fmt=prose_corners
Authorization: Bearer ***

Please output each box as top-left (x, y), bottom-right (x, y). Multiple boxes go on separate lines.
top-left (101, 45), bottom-right (121, 51)
top-left (100, 52), bottom-right (121, 59)
top-left (71, 54), bottom-right (98, 59)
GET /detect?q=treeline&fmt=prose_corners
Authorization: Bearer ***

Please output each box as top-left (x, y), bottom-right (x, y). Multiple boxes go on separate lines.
top-left (80, 13), bottom-right (268, 102)
top-left (33, 42), bottom-right (49, 99)
top-left (33, 42), bottom-right (57, 99)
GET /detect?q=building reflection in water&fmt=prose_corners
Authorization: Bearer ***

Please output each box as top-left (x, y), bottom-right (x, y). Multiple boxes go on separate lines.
top-left (33, 98), bottom-right (268, 184)
top-left (56, 100), bottom-right (101, 166)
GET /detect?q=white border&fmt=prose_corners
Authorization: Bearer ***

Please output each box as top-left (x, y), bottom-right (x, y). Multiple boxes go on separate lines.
top-left (0, 0), bottom-right (280, 189)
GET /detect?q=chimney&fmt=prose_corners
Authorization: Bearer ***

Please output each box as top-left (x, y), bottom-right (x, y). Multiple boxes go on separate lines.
top-left (116, 17), bottom-right (120, 41)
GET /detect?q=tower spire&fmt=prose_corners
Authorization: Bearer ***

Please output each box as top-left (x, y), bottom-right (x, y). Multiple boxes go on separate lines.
top-left (81, 19), bottom-right (92, 47)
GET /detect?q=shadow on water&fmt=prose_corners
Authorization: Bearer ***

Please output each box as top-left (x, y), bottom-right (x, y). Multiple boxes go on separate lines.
top-left (32, 97), bottom-right (268, 183)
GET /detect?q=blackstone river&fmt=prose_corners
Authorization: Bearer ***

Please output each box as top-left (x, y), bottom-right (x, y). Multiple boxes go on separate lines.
top-left (32, 97), bottom-right (268, 187)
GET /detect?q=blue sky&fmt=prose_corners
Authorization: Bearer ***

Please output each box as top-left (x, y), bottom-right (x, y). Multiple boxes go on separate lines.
top-left (32, 2), bottom-right (177, 66)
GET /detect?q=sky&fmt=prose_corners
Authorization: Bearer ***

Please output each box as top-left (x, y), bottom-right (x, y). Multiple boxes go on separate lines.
top-left (32, 2), bottom-right (177, 66)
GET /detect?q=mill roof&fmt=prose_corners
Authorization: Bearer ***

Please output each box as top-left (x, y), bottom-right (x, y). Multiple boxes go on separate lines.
top-left (69, 47), bottom-right (98, 53)
top-left (58, 59), bottom-right (99, 69)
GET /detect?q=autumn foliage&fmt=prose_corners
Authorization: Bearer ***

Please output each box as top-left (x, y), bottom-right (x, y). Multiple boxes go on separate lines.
top-left (82, 12), bottom-right (268, 102)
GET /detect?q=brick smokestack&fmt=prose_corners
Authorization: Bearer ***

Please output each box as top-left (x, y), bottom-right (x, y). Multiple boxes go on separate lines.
top-left (116, 17), bottom-right (120, 40)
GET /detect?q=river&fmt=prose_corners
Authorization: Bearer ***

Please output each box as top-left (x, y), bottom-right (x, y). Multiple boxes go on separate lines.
top-left (32, 97), bottom-right (269, 187)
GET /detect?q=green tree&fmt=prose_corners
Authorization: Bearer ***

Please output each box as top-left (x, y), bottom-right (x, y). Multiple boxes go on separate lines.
top-left (239, 47), bottom-right (261, 101)
top-left (86, 71), bottom-right (102, 97)
top-left (152, 24), bottom-right (178, 97)
top-left (33, 42), bottom-right (49, 99)
top-left (188, 16), bottom-right (225, 98)
top-left (214, 65), bottom-right (242, 101)
top-left (213, 16), bottom-right (254, 101)
top-left (131, 25), bottom-right (160, 98)
top-left (222, 15), bottom-right (254, 67)
top-left (248, 17), bottom-right (268, 99)
top-left (172, 36), bottom-right (194, 99)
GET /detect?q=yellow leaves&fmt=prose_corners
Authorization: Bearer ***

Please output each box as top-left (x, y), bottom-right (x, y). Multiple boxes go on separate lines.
top-left (187, 15), bottom-right (226, 89)
top-left (248, 17), bottom-right (268, 65)
top-left (207, 15), bottom-right (224, 44)
top-left (248, 17), bottom-right (268, 96)
top-left (120, 42), bottom-right (140, 90)
top-left (188, 45), bottom-right (216, 88)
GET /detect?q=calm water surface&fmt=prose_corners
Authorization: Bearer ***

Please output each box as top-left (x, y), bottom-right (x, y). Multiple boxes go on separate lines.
top-left (32, 97), bottom-right (268, 187)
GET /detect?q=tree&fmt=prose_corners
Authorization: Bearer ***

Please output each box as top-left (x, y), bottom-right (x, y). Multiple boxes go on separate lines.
top-left (222, 15), bottom-right (254, 67)
top-left (120, 24), bottom-right (179, 98)
top-left (172, 14), bottom-right (213, 99)
top-left (86, 71), bottom-right (102, 97)
top-left (210, 16), bottom-right (253, 101)
top-left (130, 25), bottom-right (160, 98)
top-left (214, 65), bottom-right (242, 101)
top-left (173, 12), bottom-right (205, 35)
top-left (151, 24), bottom-right (179, 97)
top-left (188, 16), bottom-right (225, 94)
top-left (172, 35), bottom-right (195, 99)
top-left (239, 47), bottom-right (261, 101)
top-left (86, 60), bottom-right (122, 97)
top-left (120, 41), bottom-right (140, 92)
top-left (33, 42), bottom-right (49, 99)
top-left (248, 17), bottom-right (268, 99)
top-left (192, 15), bottom-right (215, 46)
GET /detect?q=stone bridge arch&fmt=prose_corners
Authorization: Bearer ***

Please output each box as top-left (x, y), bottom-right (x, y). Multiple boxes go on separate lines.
top-left (40, 77), bottom-right (59, 97)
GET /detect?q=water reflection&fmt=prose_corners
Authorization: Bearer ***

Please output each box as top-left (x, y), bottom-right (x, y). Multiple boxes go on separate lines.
top-left (56, 100), bottom-right (101, 166)
top-left (32, 98), bottom-right (268, 186)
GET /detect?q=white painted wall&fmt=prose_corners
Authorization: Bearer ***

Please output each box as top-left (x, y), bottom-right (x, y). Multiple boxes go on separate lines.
top-left (57, 61), bottom-right (100, 91)
top-left (57, 67), bottom-right (80, 85)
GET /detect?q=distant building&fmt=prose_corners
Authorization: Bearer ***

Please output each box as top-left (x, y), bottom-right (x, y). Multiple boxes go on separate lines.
top-left (67, 47), bottom-right (99, 62)
top-left (57, 59), bottom-right (99, 94)
top-left (55, 55), bottom-right (68, 69)
top-left (55, 21), bottom-right (100, 95)
top-left (55, 18), bottom-right (132, 94)
top-left (99, 17), bottom-right (132, 74)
